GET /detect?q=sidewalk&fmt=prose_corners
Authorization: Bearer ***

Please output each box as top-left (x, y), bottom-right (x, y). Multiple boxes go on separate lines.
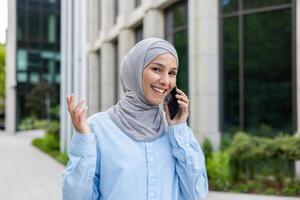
top-left (0, 130), bottom-right (65, 200)
top-left (0, 130), bottom-right (299, 200)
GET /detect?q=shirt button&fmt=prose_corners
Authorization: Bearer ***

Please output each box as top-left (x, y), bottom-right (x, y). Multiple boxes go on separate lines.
top-left (149, 157), bottom-right (153, 161)
top-left (150, 192), bottom-right (155, 196)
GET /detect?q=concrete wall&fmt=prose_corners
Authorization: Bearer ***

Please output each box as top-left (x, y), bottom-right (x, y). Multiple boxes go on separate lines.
top-left (5, 0), bottom-right (17, 134)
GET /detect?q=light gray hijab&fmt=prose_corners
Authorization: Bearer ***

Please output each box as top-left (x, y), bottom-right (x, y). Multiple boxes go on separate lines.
top-left (107, 38), bottom-right (178, 142)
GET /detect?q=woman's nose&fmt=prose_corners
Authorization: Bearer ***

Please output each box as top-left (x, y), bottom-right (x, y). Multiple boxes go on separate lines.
top-left (159, 73), bottom-right (169, 85)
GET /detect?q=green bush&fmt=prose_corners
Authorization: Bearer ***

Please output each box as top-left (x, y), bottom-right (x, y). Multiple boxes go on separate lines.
top-left (264, 188), bottom-right (277, 195)
top-left (282, 182), bottom-right (300, 196)
top-left (220, 135), bottom-right (232, 151)
top-left (32, 134), bottom-right (59, 152)
top-left (202, 138), bottom-right (213, 159)
top-left (206, 151), bottom-right (231, 191)
top-left (19, 115), bottom-right (38, 130)
top-left (229, 132), bottom-right (300, 161)
top-left (19, 116), bottom-right (60, 137)
top-left (231, 182), bottom-right (248, 193)
top-left (228, 132), bottom-right (300, 181)
top-left (32, 134), bottom-right (68, 165)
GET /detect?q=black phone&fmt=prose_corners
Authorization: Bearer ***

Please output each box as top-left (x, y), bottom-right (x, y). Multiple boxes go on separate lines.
top-left (166, 87), bottom-right (180, 120)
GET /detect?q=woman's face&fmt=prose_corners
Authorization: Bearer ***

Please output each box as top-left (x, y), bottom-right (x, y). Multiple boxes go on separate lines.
top-left (142, 53), bottom-right (178, 105)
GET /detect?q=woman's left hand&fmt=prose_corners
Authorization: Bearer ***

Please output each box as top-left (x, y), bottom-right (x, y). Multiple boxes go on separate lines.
top-left (164, 88), bottom-right (189, 125)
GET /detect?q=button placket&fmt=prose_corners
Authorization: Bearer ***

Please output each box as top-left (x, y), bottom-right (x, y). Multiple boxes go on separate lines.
top-left (146, 142), bottom-right (158, 200)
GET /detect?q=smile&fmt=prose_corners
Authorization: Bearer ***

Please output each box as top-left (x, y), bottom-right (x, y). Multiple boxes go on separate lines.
top-left (151, 86), bottom-right (166, 95)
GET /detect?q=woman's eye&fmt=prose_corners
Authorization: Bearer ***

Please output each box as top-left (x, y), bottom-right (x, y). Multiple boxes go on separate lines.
top-left (169, 71), bottom-right (177, 76)
top-left (152, 68), bottom-right (160, 73)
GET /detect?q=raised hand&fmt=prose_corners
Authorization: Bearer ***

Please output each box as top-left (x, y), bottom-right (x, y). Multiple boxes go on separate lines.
top-left (66, 94), bottom-right (91, 134)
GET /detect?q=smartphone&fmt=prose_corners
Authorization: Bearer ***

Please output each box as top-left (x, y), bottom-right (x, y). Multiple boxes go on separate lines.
top-left (166, 87), bottom-right (180, 120)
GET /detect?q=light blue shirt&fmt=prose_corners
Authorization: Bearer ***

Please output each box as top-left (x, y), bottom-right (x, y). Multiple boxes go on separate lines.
top-left (62, 112), bottom-right (208, 200)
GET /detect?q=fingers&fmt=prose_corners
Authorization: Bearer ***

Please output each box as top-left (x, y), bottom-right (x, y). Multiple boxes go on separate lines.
top-left (176, 88), bottom-right (188, 99)
top-left (74, 99), bottom-right (85, 114)
top-left (66, 94), bottom-right (88, 121)
top-left (175, 89), bottom-right (189, 105)
top-left (66, 94), bottom-right (75, 111)
top-left (163, 103), bottom-right (171, 121)
top-left (78, 105), bottom-right (88, 121)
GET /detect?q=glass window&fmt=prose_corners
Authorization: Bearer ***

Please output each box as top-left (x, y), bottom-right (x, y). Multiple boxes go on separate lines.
top-left (41, 51), bottom-right (55, 59)
top-left (28, 52), bottom-right (42, 67)
top-left (173, 4), bottom-right (187, 27)
top-left (55, 74), bottom-right (60, 83)
top-left (243, 0), bottom-right (291, 9)
top-left (221, 1), bottom-right (293, 135)
top-left (135, 24), bottom-right (143, 43)
top-left (28, 0), bottom-right (42, 10)
top-left (30, 73), bottom-right (39, 83)
top-left (221, 0), bottom-right (239, 14)
top-left (48, 60), bottom-right (55, 82)
top-left (17, 10), bottom-right (26, 41)
top-left (48, 14), bottom-right (56, 43)
top-left (15, 0), bottom-right (61, 129)
top-left (222, 17), bottom-right (239, 133)
top-left (17, 72), bottom-right (27, 82)
top-left (165, 1), bottom-right (189, 95)
top-left (243, 10), bottom-right (292, 133)
top-left (28, 11), bottom-right (42, 42)
top-left (174, 30), bottom-right (188, 95)
top-left (17, 50), bottom-right (28, 70)
top-left (18, 0), bottom-right (26, 7)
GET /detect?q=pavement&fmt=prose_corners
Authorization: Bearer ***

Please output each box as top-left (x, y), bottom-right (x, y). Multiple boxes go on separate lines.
top-left (0, 130), bottom-right (299, 200)
top-left (0, 130), bottom-right (65, 200)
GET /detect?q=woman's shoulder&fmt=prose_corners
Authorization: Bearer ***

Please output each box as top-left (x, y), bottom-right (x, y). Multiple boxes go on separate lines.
top-left (87, 111), bottom-right (110, 124)
top-left (86, 111), bottom-right (120, 140)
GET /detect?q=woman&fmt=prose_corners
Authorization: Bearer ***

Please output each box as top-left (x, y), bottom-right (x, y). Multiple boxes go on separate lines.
top-left (62, 38), bottom-right (208, 200)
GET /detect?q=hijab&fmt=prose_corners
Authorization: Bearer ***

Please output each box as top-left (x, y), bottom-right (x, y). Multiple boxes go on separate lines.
top-left (107, 38), bottom-right (178, 142)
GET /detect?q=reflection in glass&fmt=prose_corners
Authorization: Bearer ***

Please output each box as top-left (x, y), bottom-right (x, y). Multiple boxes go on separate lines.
top-left (244, 10), bottom-right (292, 134)
top-left (165, 1), bottom-right (188, 95)
top-left (30, 73), bottom-right (39, 83)
top-left (174, 30), bottom-right (188, 95)
top-left (221, 0), bottom-right (239, 14)
top-left (135, 25), bottom-right (143, 43)
top-left (16, 0), bottom-right (61, 128)
top-left (18, 73), bottom-right (27, 82)
top-left (48, 14), bottom-right (56, 43)
top-left (221, 0), bottom-right (293, 135)
top-left (173, 4), bottom-right (187, 27)
top-left (243, 0), bottom-right (291, 9)
top-left (17, 50), bottom-right (28, 70)
top-left (223, 17), bottom-right (239, 133)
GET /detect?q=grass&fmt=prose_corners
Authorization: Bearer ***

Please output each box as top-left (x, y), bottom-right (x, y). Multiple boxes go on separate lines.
top-left (32, 134), bottom-right (69, 165)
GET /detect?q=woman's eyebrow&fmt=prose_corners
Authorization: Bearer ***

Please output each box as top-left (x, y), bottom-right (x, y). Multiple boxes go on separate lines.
top-left (152, 62), bottom-right (178, 70)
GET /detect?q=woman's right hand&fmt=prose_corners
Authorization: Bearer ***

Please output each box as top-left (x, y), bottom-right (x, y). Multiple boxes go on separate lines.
top-left (66, 94), bottom-right (91, 134)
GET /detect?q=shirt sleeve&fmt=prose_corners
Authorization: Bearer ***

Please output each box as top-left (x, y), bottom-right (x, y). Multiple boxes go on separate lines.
top-left (167, 122), bottom-right (208, 200)
top-left (62, 130), bottom-right (101, 200)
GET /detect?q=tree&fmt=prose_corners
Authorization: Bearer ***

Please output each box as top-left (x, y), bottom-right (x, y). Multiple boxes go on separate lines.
top-left (25, 82), bottom-right (55, 119)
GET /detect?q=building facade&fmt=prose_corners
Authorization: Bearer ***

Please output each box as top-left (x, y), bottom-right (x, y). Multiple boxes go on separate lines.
top-left (6, 0), bottom-right (61, 133)
top-left (60, 0), bottom-right (299, 153)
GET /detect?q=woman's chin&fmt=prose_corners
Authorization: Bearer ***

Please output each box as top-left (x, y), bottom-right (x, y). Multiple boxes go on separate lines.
top-left (148, 98), bottom-right (164, 106)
